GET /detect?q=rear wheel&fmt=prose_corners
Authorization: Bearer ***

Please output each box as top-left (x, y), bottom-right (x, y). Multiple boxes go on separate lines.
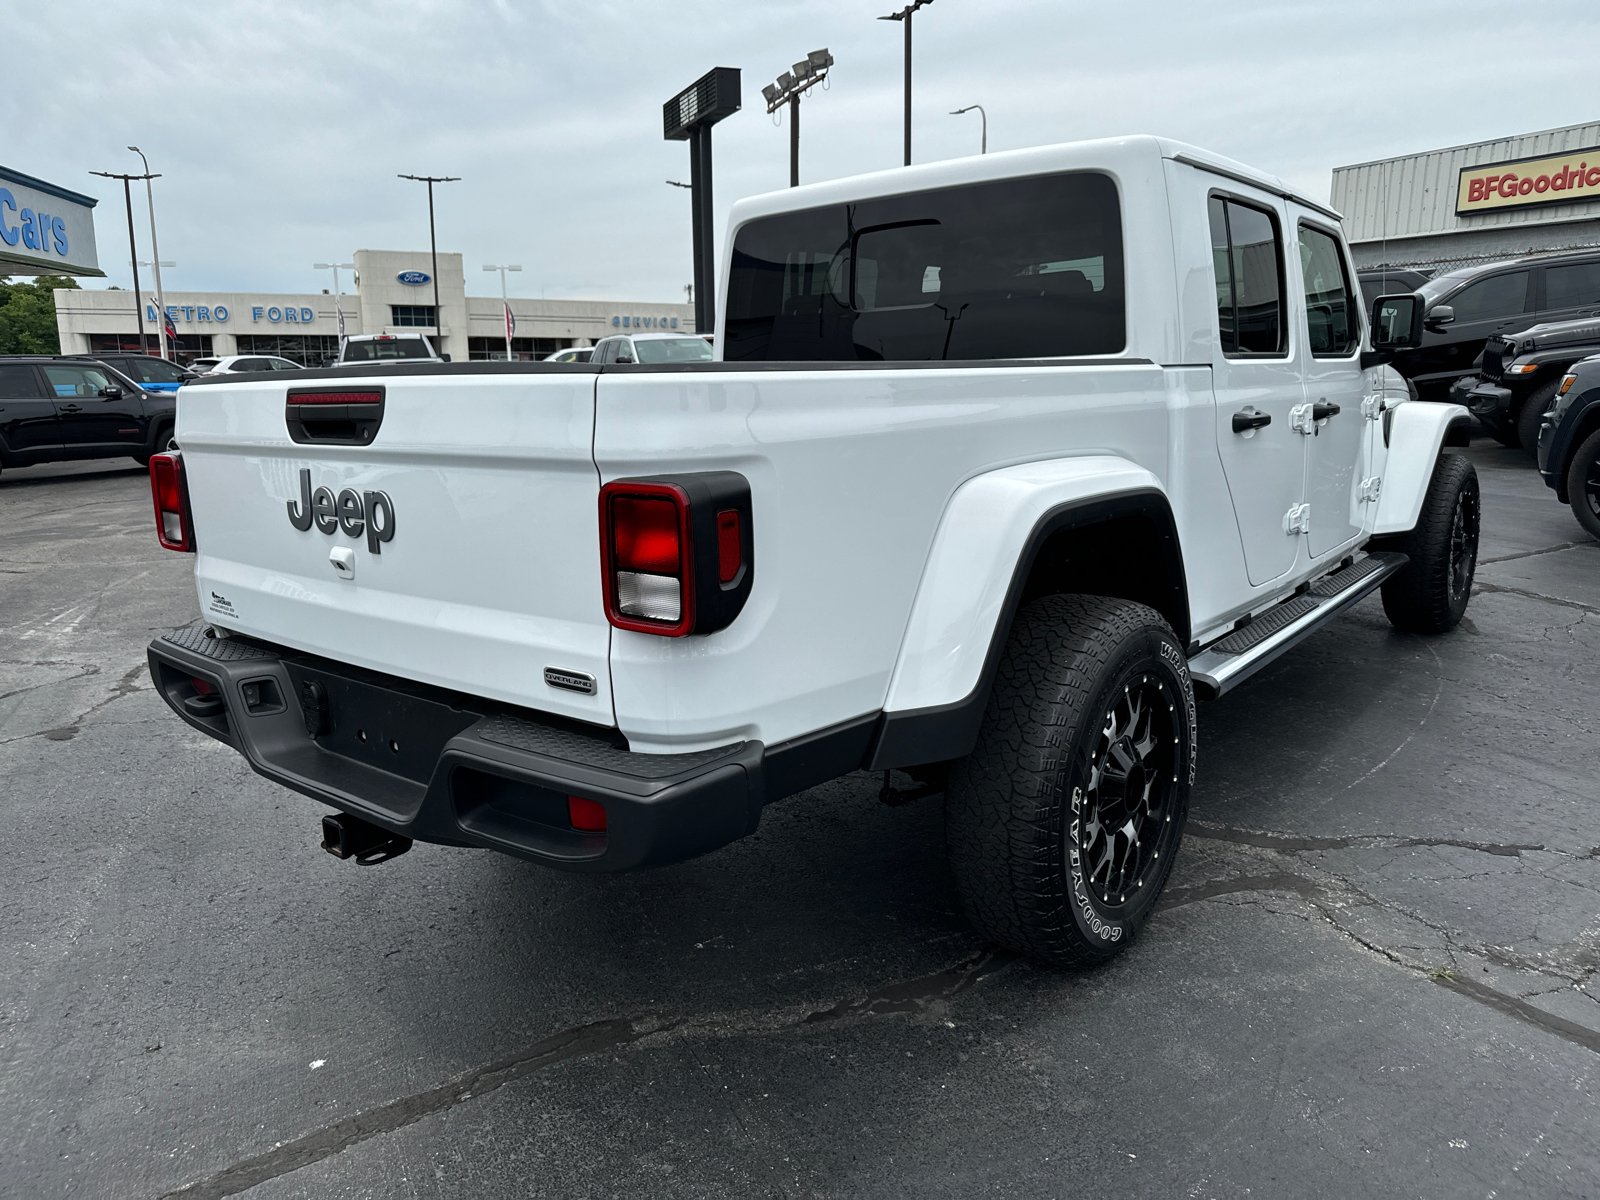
top-left (1565, 427), bottom-right (1600, 541)
top-left (1380, 453), bottom-right (1480, 633)
top-left (945, 594), bottom-right (1194, 969)
top-left (1516, 378), bottom-right (1562, 461)
top-left (134, 422), bottom-right (173, 467)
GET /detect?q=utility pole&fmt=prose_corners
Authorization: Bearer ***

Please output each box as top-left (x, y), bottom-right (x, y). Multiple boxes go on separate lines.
top-left (314, 262), bottom-right (354, 360)
top-left (89, 170), bottom-right (152, 353)
top-left (762, 50), bottom-right (833, 188)
top-left (664, 68), bottom-right (741, 335)
top-left (878, 0), bottom-right (933, 166)
top-left (128, 148), bottom-right (169, 357)
top-left (398, 174), bottom-right (460, 354)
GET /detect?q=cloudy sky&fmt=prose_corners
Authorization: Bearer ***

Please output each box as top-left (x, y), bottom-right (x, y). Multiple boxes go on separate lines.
top-left (7, 0), bottom-right (1597, 303)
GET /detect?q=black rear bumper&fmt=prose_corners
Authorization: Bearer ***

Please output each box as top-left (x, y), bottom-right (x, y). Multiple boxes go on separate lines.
top-left (148, 626), bottom-right (827, 872)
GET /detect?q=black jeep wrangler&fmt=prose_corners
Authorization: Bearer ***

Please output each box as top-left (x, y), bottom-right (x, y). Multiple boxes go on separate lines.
top-left (1457, 314), bottom-right (1600, 454)
top-left (0, 356), bottom-right (176, 478)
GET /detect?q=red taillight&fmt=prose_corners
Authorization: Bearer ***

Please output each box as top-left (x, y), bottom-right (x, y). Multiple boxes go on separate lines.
top-left (716, 510), bottom-right (741, 583)
top-left (286, 390), bottom-right (383, 405)
top-left (568, 795), bottom-right (607, 832)
top-left (600, 481), bottom-right (693, 636)
top-left (149, 453), bottom-right (194, 552)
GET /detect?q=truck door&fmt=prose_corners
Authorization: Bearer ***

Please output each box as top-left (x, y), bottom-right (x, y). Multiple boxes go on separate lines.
top-left (1208, 194), bottom-right (1306, 587)
top-left (0, 363), bottom-right (64, 458)
top-left (1294, 217), bottom-right (1367, 558)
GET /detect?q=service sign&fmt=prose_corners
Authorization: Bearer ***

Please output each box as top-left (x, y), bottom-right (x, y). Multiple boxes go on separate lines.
top-left (0, 165), bottom-right (102, 277)
top-left (1456, 147), bottom-right (1600, 215)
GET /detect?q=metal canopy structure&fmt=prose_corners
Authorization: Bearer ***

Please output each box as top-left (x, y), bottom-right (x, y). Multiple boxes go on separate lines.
top-left (0, 165), bottom-right (103, 278)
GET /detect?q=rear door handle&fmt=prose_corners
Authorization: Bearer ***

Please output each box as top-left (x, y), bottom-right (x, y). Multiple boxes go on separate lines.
top-left (58, 403), bottom-right (82, 413)
top-left (1312, 402), bottom-right (1341, 421)
top-left (1232, 407), bottom-right (1271, 433)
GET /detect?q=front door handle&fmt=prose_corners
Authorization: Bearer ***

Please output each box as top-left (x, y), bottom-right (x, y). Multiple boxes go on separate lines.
top-left (1312, 401), bottom-right (1341, 421)
top-left (58, 403), bottom-right (82, 413)
top-left (1232, 407), bottom-right (1272, 433)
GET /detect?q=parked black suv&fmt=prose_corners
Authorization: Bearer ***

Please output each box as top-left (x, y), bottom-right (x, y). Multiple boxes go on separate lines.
top-left (1458, 313), bottom-right (1600, 452)
top-left (1357, 267), bottom-right (1431, 314)
top-left (0, 356), bottom-right (175, 477)
top-left (1388, 250), bottom-right (1600, 399)
top-left (63, 352), bottom-right (198, 393)
top-left (1536, 354), bottom-right (1600, 539)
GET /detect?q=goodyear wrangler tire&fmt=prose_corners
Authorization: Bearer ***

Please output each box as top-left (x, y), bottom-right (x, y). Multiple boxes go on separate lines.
top-left (945, 594), bottom-right (1195, 969)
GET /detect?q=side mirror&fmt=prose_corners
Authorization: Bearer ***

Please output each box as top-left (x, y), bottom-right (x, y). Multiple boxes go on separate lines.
top-left (98, 385), bottom-right (123, 400)
top-left (1424, 304), bottom-right (1455, 330)
top-left (1371, 293), bottom-right (1426, 351)
top-left (441, 353), bottom-right (451, 362)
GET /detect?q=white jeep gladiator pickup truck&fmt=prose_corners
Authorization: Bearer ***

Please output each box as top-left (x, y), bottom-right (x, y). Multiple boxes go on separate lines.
top-left (146, 136), bottom-right (1477, 968)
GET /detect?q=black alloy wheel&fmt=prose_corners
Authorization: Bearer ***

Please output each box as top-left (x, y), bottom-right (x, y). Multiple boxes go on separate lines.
top-left (1566, 427), bottom-right (1600, 540)
top-left (1379, 452), bottom-right (1479, 634)
top-left (1077, 676), bottom-right (1179, 913)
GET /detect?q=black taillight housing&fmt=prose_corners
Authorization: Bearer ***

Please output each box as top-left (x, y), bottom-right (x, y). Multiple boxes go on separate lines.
top-left (149, 452), bottom-right (195, 552)
top-left (599, 472), bottom-right (753, 637)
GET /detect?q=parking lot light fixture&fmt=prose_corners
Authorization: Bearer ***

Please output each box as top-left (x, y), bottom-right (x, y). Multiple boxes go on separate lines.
top-left (128, 147), bottom-right (171, 358)
top-left (950, 104), bottom-right (987, 154)
top-left (878, 0), bottom-right (933, 166)
top-left (763, 49), bottom-right (833, 188)
top-left (398, 174), bottom-right (461, 353)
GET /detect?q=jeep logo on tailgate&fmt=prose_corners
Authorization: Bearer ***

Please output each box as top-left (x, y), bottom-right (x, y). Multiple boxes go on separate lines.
top-left (287, 469), bottom-right (395, 553)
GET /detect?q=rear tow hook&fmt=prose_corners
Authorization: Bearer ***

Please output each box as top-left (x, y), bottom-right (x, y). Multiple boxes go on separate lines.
top-left (320, 812), bottom-right (413, 865)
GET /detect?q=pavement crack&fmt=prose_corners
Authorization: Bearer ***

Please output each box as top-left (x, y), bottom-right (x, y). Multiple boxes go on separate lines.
top-left (159, 951), bottom-right (1008, 1198)
top-left (1479, 540), bottom-right (1597, 565)
top-left (6, 664), bottom-right (149, 744)
top-left (1186, 822), bottom-right (1541, 857)
top-left (1157, 872), bottom-right (1322, 911)
top-left (1472, 581), bottom-right (1600, 616)
top-left (1432, 974), bottom-right (1600, 1056)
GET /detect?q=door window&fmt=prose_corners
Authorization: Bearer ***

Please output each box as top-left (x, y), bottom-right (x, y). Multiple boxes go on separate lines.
top-left (1544, 261), bottom-right (1600, 309)
top-left (0, 364), bottom-right (45, 398)
top-left (1447, 272), bottom-right (1529, 322)
top-left (41, 365), bottom-right (114, 398)
top-left (1208, 196), bottom-right (1286, 355)
top-left (1299, 225), bottom-right (1358, 356)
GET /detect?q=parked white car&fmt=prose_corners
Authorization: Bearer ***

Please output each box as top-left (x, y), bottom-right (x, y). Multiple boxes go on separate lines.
top-left (543, 346), bottom-right (593, 363)
top-left (331, 333), bottom-right (446, 366)
top-left (191, 355), bottom-right (303, 375)
top-left (589, 332), bottom-right (712, 364)
top-left (146, 135), bottom-right (1471, 968)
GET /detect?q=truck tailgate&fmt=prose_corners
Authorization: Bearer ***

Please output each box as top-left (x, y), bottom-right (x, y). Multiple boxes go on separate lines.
top-left (177, 372), bottom-right (613, 726)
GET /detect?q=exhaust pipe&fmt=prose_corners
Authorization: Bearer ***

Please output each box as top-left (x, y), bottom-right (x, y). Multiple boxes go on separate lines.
top-left (321, 812), bottom-right (412, 865)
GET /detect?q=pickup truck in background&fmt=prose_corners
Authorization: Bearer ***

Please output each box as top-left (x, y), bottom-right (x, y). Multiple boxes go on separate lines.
top-left (1458, 312), bottom-right (1600, 454)
top-left (144, 136), bottom-right (1475, 969)
top-left (331, 332), bottom-right (447, 366)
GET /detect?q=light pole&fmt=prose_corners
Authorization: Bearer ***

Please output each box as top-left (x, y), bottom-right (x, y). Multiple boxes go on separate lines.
top-left (89, 170), bottom-right (153, 353)
top-left (483, 263), bottom-right (522, 360)
top-left (128, 147), bottom-right (170, 358)
top-left (761, 49), bottom-right (834, 188)
top-left (315, 262), bottom-right (354, 352)
top-left (878, 0), bottom-right (933, 167)
top-left (950, 104), bottom-right (986, 154)
top-left (398, 174), bottom-right (460, 354)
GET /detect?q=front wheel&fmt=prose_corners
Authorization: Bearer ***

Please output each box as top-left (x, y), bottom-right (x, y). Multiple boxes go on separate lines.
top-left (945, 594), bottom-right (1195, 969)
top-left (1516, 379), bottom-right (1562, 461)
top-left (1379, 453), bottom-right (1480, 633)
top-left (1565, 427), bottom-right (1600, 541)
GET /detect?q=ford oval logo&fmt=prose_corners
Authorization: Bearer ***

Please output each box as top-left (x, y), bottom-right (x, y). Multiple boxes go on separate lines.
top-left (396, 270), bottom-right (430, 285)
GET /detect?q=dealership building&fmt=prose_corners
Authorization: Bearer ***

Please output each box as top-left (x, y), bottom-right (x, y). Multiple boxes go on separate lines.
top-left (1330, 119), bottom-right (1600, 274)
top-left (52, 248), bottom-right (695, 366)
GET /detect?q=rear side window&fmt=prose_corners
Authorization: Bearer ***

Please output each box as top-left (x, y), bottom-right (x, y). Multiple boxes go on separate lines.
top-left (0, 364), bottom-right (44, 398)
top-left (1299, 224), bottom-right (1358, 356)
top-left (1208, 196), bottom-right (1285, 356)
top-left (1544, 261), bottom-right (1600, 309)
top-left (724, 171), bottom-right (1125, 361)
top-left (1448, 272), bottom-right (1528, 322)
top-left (126, 357), bottom-right (188, 384)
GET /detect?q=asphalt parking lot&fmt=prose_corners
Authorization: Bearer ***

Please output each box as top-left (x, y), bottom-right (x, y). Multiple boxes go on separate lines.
top-left (1, 440), bottom-right (1597, 1199)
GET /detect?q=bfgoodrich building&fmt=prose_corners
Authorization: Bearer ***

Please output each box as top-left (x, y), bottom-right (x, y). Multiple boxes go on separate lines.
top-left (52, 248), bottom-right (695, 366)
top-left (1330, 119), bottom-right (1600, 274)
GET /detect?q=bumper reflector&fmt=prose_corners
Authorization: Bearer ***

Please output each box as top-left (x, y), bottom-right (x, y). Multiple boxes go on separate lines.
top-left (568, 795), bottom-right (608, 832)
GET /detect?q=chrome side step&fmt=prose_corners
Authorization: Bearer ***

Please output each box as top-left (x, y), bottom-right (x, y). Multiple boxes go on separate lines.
top-left (1188, 551), bottom-right (1408, 699)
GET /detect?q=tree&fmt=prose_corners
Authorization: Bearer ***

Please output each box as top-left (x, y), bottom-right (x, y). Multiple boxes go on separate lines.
top-left (0, 276), bottom-right (81, 354)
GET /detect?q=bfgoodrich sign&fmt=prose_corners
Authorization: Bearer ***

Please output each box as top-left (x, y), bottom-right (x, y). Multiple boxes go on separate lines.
top-left (1457, 147), bottom-right (1600, 215)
